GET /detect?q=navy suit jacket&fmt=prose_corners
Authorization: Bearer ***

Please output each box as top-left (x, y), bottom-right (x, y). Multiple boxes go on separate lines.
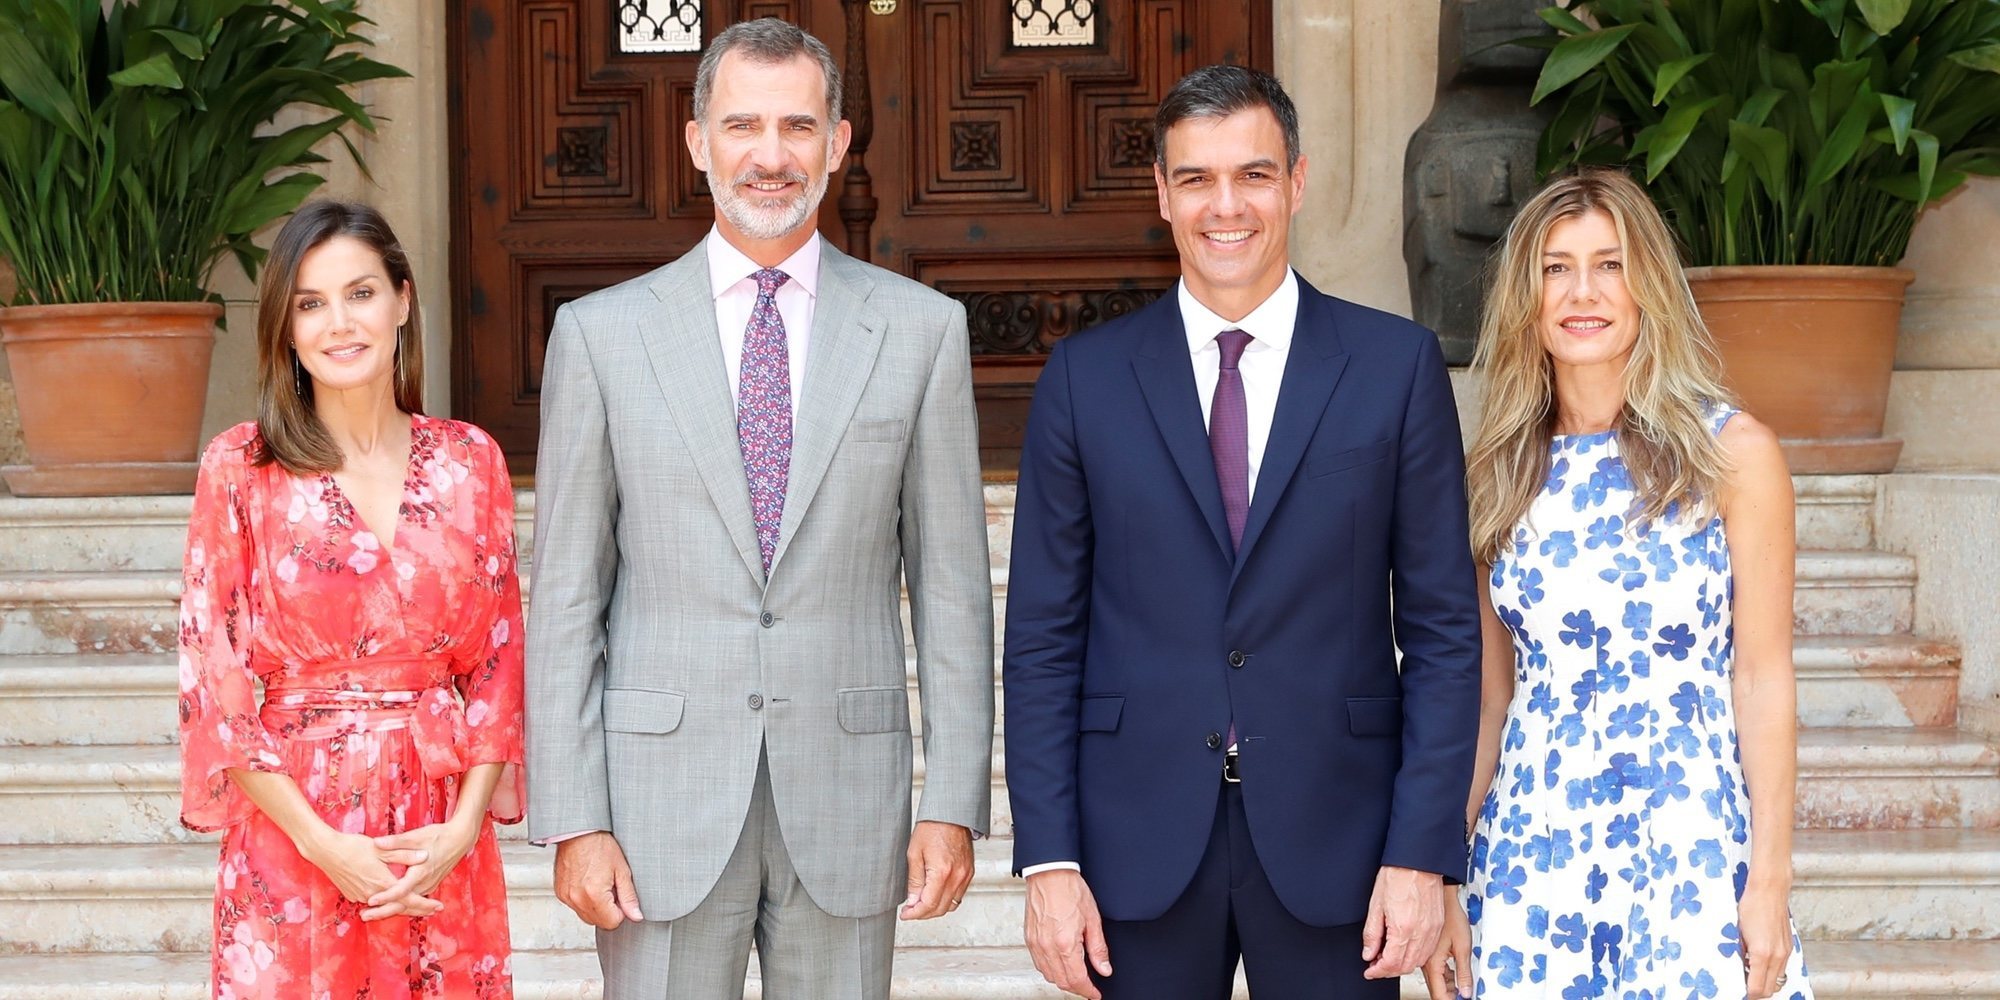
top-left (1002, 275), bottom-right (1482, 927)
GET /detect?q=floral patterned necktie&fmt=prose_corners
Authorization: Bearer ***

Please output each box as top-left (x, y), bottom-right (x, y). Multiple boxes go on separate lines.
top-left (738, 267), bottom-right (792, 574)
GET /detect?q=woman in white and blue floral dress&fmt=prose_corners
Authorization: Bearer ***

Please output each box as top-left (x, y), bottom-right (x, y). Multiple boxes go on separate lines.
top-left (1422, 170), bottom-right (1811, 1000)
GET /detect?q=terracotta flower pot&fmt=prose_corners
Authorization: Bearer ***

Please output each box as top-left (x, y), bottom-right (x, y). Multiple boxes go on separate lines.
top-left (0, 301), bottom-right (220, 495)
top-left (1684, 265), bottom-right (1913, 475)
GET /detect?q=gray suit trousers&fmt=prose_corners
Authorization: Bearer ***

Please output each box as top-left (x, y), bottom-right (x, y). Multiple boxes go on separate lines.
top-left (596, 747), bottom-right (895, 1000)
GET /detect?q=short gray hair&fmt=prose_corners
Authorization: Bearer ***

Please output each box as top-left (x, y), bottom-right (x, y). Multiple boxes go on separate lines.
top-left (692, 18), bottom-right (843, 125)
top-left (1153, 65), bottom-right (1301, 170)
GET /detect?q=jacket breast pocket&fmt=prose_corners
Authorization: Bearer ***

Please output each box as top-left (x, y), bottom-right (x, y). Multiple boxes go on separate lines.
top-left (1308, 438), bottom-right (1393, 479)
top-left (603, 688), bottom-right (687, 735)
top-left (847, 418), bottom-right (907, 444)
top-left (838, 685), bottom-right (911, 734)
top-left (1347, 696), bottom-right (1402, 738)
top-left (1078, 695), bottom-right (1125, 733)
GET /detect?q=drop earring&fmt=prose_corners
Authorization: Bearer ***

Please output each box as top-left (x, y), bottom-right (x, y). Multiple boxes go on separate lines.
top-left (395, 324), bottom-right (407, 386)
top-left (292, 346), bottom-right (304, 397)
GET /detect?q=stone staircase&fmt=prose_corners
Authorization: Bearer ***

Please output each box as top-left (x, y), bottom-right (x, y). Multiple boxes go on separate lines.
top-left (0, 477), bottom-right (1996, 997)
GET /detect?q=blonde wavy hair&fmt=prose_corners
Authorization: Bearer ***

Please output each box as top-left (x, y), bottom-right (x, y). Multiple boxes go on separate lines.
top-left (1466, 168), bottom-right (1735, 566)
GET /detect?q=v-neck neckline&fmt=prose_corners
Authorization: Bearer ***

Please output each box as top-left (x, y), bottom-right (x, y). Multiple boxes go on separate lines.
top-left (321, 414), bottom-right (422, 553)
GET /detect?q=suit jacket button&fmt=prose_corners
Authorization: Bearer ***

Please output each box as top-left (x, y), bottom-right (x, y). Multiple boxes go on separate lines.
top-left (760, 611), bottom-right (775, 628)
top-left (1205, 732), bottom-right (1223, 750)
top-left (1227, 650), bottom-right (1246, 669)
top-left (748, 693), bottom-right (765, 710)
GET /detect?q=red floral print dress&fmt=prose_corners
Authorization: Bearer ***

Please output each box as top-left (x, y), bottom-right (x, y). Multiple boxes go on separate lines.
top-left (177, 415), bottom-right (525, 999)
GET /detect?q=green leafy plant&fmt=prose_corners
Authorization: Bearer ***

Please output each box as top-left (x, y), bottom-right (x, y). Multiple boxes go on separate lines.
top-left (1528, 0), bottom-right (2000, 266)
top-left (0, 0), bottom-right (405, 305)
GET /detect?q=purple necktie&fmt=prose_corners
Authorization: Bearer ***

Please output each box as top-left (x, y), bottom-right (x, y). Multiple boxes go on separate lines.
top-left (1212, 329), bottom-right (1252, 751)
top-left (739, 268), bottom-right (792, 574)
top-left (1210, 329), bottom-right (1253, 551)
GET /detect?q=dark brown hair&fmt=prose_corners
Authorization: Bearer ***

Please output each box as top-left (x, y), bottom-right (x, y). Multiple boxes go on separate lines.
top-left (253, 200), bottom-right (424, 473)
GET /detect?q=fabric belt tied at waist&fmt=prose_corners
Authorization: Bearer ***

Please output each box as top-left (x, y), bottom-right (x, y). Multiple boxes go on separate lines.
top-left (265, 660), bottom-right (467, 782)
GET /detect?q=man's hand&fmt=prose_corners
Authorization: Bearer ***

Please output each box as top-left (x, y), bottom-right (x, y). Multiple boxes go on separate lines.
top-left (1362, 865), bottom-right (1445, 979)
top-left (553, 831), bottom-right (644, 930)
top-left (1024, 869), bottom-right (1112, 999)
top-left (900, 820), bottom-right (975, 920)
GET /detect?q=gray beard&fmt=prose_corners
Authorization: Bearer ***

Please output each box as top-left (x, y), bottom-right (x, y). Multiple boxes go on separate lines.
top-left (710, 167), bottom-right (830, 242)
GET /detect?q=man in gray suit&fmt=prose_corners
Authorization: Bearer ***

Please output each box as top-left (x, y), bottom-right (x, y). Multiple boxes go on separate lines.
top-left (525, 18), bottom-right (995, 999)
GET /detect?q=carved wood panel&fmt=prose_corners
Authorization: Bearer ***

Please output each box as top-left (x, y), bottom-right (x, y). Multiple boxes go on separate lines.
top-left (452, 0), bottom-right (1270, 473)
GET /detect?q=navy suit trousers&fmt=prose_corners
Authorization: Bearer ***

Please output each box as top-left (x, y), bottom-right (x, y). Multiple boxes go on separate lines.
top-left (1092, 779), bottom-right (1401, 1000)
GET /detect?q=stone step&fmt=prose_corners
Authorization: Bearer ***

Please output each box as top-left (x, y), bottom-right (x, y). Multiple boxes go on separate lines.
top-left (0, 546), bottom-right (1917, 655)
top-left (0, 631), bottom-right (1951, 748)
top-left (0, 939), bottom-right (1995, 1000)
top-left (14, 720), bottom-right (1991, 847)
top-left (0, 839), bottom-right (1007, 955)
top-left (1795, 635), bottom-right (1961, 728)
top-left (1794, 551), bottom-right (1915, 636)
top-left (0, 744), bottom-right (1015, 846)
top-left (0, 652), bottom-right (1006, 747)
top-left (0, 654), bottom-right (184, 746)
top-left (1797, 727), bottom-right (2000, 829)
top-left (0, 478), bottom-right (1870, 575)
top-left (1794, 476), bottom-right (1878, 551)
top-left (3, 830), bottom-right (1995, 956)
top-left (0, 573), bottom-right (179, 657)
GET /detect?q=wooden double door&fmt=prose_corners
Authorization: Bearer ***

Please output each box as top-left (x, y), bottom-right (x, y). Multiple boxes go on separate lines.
top-left (450, 0), bottom-right (1272, 473)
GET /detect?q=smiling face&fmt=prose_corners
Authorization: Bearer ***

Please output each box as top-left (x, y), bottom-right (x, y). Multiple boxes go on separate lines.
top-left (1154, 106), bottom-right (1306, 322)
top-left (1537, 209), bottom-right (1641, 373)
top-left (686, 50), bottom-right (851, 258)
top-left (288, 235), bottom-right (412, 396)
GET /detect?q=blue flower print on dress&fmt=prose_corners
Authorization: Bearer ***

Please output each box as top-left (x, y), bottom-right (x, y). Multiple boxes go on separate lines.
top-left (1587, 515), bottom-right (1626, 549)
top-left (1622, 600), bottom-right (1653, 640)
top-left (1602, 553), bottom-right (1648, 591)
top-left (1543, 530), bottom-right (1580, 567)
top-left (1467, 402), bottom-right (1813, 1000)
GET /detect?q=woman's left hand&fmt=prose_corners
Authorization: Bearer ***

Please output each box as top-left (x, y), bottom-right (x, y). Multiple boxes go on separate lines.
top-left (363, 819), bottom-right (481, 920)
top-left (1738, 881), bottom-right (1795, 999)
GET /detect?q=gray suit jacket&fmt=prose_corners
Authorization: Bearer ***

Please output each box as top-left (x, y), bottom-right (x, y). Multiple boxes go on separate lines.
top-left (525, 240), bottom-right (995, 920)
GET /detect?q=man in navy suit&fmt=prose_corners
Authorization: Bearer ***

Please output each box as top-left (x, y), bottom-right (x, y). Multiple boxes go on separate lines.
top-left (1003, 65), bottom-right (1482, 998)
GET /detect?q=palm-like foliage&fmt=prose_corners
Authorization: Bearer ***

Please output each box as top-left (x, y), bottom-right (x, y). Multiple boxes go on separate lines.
top-left (1528, 0), bottom-right (2000, 266)
top-left (0, 0), bottom-right (405, 305)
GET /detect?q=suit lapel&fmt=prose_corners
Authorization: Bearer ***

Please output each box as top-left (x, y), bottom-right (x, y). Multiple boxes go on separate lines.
top-left (1131, 303), bottom-right (1232, 559)
top-left (768, 245), bottom-right (886, 576)
top-left (636, 245), bottom-right (767, 586)
top-left (1232, 283), bottom-right (1350, 584)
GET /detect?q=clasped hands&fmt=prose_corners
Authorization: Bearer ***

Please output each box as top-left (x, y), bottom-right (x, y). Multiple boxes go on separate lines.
top-left (1025, 865), bottom-right (1444, 999)
top-left (550, 820), bottom-right (977, 930)
top-left (297, 818), bottom-right (480, 921)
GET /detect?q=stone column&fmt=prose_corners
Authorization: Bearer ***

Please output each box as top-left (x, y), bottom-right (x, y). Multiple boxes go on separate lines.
top-left (1277, 0), bottom-right (1441, 318)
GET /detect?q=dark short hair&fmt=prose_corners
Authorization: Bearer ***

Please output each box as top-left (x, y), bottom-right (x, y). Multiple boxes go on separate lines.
top-left (1153, 65), bottom-right (1301, 170)
top-left (693, 18), bottom-right (843, 124)
top-left (254, 200), bottom-right (424, 474)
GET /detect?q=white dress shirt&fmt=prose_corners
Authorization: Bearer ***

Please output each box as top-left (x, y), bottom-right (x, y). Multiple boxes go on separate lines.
top-left (1180, 270), bottom-right (1298, 505)
top-left (708, 226), bottom-right (822, 405)
top-left (1019, 270), bottom-right (1301, 880)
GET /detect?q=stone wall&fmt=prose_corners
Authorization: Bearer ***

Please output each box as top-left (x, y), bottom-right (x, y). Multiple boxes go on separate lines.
top-left (1888, 177), bottom-right (2000, 472)
top-left (1881, 475), bottom-right (2000, 738)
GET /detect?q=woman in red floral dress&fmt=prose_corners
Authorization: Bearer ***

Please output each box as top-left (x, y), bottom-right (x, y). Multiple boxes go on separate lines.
top-left (177, 201), bottom-right (524, 999)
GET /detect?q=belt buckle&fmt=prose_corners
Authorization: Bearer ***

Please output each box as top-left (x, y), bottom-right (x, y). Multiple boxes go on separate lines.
top-left (1222, 748), bottom-right (1241, 783)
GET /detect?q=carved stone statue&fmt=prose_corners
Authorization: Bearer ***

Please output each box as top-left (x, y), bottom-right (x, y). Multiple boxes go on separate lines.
top-left (1404, 0), bottom-right (1554, 365)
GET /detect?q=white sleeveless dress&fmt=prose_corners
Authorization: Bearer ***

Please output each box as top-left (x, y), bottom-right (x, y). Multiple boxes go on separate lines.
top-left (1466, 405), bottom-right (1813, 1000)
